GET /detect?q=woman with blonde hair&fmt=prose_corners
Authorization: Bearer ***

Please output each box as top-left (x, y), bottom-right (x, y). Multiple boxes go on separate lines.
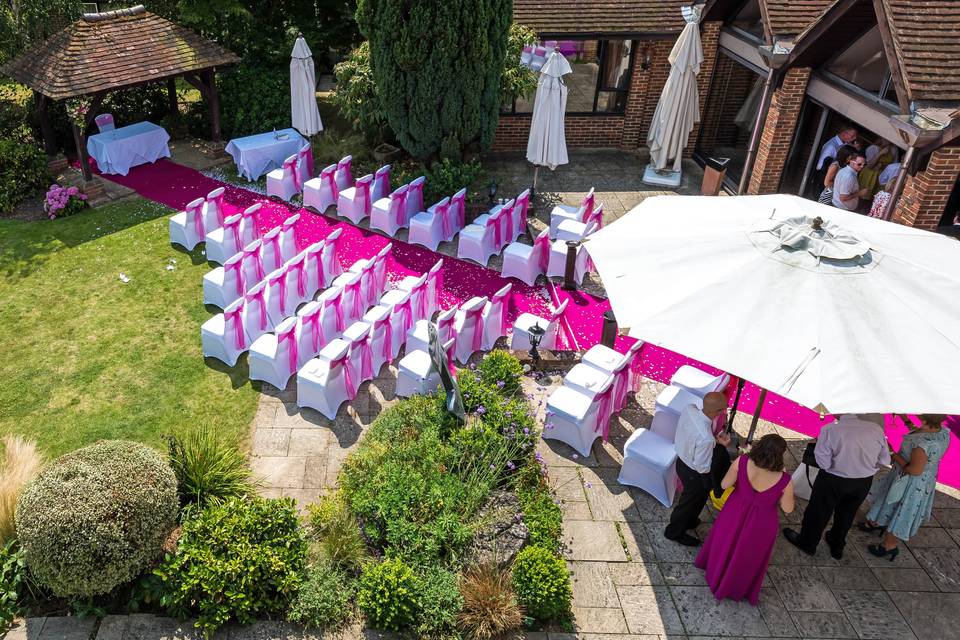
top-left (859, 414), bottom-right (951, 560)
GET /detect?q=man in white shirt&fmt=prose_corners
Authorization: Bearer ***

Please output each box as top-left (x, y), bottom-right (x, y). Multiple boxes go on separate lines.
top-left (664, 392), bottom-right (731, 546)
top-left (832, 152), bottom-right (870, 211)
top-left (878, 162), bottom-right (901, 189)
top-left (816, 126), bottom-right (859, 170)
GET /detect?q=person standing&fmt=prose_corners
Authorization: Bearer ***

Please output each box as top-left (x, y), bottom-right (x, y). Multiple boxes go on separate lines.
top-left (664, 392), bottom-right (731, 547)
top-left (860, 415), bottom-right (951, 561)
top-left (816, 126), bottom-right (859, 171)
top-left (696, 434), bottom-right (794, 605)
top-left (832, 152), bottom-right (871, 211)
top-left (818, 145), bottom-right (857, 205)
top-left (783, 414), bottom-right (890, 559)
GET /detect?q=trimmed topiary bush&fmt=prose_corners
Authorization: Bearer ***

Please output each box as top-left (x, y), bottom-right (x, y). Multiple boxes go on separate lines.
top-left (357, 558), bottom-right (420, 632)
top-left (511, 545), bottom-right (572, 622)
top-left (15, 440), bottom-right (177, 598)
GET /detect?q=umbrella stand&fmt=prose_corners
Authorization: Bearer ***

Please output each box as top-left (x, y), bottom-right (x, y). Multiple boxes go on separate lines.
top-left (531, 165), bottom-right (540, 199)
top-left (723, 377), bottom-right (768, 445)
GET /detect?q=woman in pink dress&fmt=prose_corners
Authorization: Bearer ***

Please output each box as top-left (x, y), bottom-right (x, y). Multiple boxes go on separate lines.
top-left (695, 434), bottom-right (794, 605)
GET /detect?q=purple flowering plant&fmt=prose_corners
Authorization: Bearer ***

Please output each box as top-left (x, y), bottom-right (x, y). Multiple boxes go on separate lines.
top-left (44, 183), bottom-right (88, 220)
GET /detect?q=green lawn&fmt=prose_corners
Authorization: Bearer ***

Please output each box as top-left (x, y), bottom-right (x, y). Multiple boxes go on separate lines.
top-left (0, 197), bottom-right (259, 457)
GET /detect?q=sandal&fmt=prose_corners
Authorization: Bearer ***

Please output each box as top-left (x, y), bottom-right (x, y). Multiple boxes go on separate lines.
top-left (857, 521), bottom-right (883, 533)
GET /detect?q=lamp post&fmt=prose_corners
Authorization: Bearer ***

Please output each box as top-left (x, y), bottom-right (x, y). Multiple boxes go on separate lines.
top-left (527, 323), bottom-right (546, 363)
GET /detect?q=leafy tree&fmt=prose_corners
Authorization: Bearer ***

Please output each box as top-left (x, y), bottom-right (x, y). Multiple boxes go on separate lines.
top-left (0, 0), bottom-right (82, 64)
top-left (501, 23), bottom-right (538, 105)
top-left (356, 0), bottom-right (512, 160)
top-left (334, 41), bottom-right (388, 144)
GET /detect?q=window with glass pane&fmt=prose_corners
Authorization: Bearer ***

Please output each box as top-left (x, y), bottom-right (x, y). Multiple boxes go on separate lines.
top-left (729, 0), bottom-right (765, 40)
top-left (826, 26), bottom-right (895, 100)
top-left (503, 38), bottom-right (634, 115)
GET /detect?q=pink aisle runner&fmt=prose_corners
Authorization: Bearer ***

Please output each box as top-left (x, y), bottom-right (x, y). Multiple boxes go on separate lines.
top-left (101, 159), bottom-right (960, 488)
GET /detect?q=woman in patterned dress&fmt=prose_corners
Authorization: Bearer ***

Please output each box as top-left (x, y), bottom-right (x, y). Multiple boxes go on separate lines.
top-left (859, 415), bottom-right (951, 561)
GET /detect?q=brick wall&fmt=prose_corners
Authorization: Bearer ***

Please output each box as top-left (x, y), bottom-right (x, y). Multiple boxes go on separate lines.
top-left (491, 113), bottom-right (625, 151)
top-left (685, 21), bottom-right (722, 154)
top-left (893, 147), bottom-right (960, 230)
top-left (637, 40), bottom-right (674, 144)
top-left (747, 67), bottom-right (811, 195)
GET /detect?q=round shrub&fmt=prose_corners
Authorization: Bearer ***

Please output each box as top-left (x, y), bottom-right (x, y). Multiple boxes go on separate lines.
top-left (357, 558), bottom-right (420, 631)
top-left (511, 545), bottom-right (572, 621)
top-left (288, 559), bottom-right (356, 630)
top-left (15, 440), bottom-right (177, 598)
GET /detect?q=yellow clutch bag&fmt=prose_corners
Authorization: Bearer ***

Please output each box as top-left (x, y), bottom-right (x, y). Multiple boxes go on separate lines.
top-left (710, 486), bottom-right (734, 510)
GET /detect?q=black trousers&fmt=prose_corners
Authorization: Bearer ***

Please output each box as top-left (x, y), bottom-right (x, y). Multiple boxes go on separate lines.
top-left (797, 470), bottom-right (873, 552)
top-left (665, 444), bottom-right (731, 540)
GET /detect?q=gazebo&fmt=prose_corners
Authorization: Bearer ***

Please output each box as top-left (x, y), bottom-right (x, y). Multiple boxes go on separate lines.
top-left (0, 5), bottom-right (239, 181)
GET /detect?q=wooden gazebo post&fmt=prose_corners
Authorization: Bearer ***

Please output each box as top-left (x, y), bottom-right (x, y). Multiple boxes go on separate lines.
top-left (33, 92), bottom-right (58, 157)
top-left (69, 93), bottom-right (104, 183)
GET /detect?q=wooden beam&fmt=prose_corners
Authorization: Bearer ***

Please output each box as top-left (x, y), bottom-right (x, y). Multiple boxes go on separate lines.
top-left (72, 122), bottom-right (92, 182)
top-left (871, 0), bottom-right (909, 113)
top-left (167, 77), bottom-right (178, 115)
top-left (183, 73), bottom-right (211, 100)
top-left (203, 69), bottom-right (222, 143)
top-left (33, 92), bottom-right (57, 156)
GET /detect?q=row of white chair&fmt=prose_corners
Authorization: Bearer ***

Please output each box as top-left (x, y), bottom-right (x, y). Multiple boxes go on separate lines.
top-left (202, 213), bottom-right (303, 308)
top-left (266, 144), bottom-right (314, 201)
top-left (542, 340), bottom-right (643, 458)
top-left (456, 191), bottom-right (531, 267)
top-left (302, 155), bottom-right (355, 210)
top-left (408, 189), bottom-right (467, 250)
top-left (168, 187), bottom-right (228, 253)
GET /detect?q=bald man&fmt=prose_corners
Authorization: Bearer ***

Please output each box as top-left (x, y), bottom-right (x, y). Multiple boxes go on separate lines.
top-left (664, 391), bottom-right (732, 547)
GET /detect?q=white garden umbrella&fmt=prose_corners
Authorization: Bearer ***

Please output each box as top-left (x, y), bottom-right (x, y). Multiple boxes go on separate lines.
top-left (585, 194), bottom-right (960, 418)
top-left (290, 35), bottom-right (323, 137)
top-left (526, 50), bottom-right (572, 191)
top-left (646, 10), bottom-right (703, 172)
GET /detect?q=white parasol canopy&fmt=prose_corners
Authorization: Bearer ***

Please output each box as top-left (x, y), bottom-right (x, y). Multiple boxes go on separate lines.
top-left (646, 10), bottom-right (703, 172)
top-left (585, 194), bottom-right (960, 416)
top-left (526, 50), bottom-right (572, 171)
top-left (290, 35), bottom-right (323, 137)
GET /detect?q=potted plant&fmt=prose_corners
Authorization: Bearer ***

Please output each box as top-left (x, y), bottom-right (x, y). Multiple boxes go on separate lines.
top-left (372, 142), bottom-right (401, 164)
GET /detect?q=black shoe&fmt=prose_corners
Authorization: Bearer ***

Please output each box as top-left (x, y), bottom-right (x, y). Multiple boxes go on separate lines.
top-left (867, 543), bottom-right (900, 561)
top-left (666, 533), bottom-right (702, 547)
top-left (857, 521), bottom-right (883, 534)
top-left (783, 528), bottom-right (815, 556)
top-left (824, 529), bottom-right (844, 560)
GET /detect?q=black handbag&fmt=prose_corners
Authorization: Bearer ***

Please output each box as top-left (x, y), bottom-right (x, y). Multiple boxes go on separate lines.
top-left (801, 441), bottom-right (819, 488)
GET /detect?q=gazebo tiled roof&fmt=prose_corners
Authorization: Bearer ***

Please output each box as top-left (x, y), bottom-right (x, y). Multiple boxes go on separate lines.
top-left (512, 0), bottom-right (687, 36)
top-left (0, 5), bottom-right (239, 100)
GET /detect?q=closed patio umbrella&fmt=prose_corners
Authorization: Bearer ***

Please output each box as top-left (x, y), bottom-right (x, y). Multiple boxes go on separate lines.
top-left (644, 7), bottom-right (703, 183)
top-left (527, 49), bottom-right (572, 192)
top-left (290, 34), bottom-right (323, 137)
top-left (585, 194), bottom-right (960, 428)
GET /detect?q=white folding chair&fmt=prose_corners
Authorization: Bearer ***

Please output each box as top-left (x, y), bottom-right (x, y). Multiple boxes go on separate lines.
top-left (342, 320), bottom-right (374, 384)
top-left (242, 281), bottom-right (271, 345)
top-left (669, 366), bottom-right (731, 397)
top-left (204, 212), bottom-right (243, 265)
top-left (297, 339), bottom-right (357, 420)
top-left (317, 286), bottom-right (345, 342)
top-left (332, 270), bottom-right (367, 326)
top-left (514, 189), bottom-right (531, 237)
top-left (201, 298), bottom-right (247, 366)
top-left (654, 385), bottom-right (704, 416)
top-left (371, 164), bottom-right (391, 203)
top-left (335, 155), bottom-right (353, 193)
top-left (409, 197), bottom-right (448, 251)
top-left (264, 267), bottom-right (293, 329)
top-left (371, 289), bottom-right (413, 359)
top-left (369, 184), bottom-right (410, 236)
top-left (406, 176), bottom-right (425, 220)
top-left (510, 299), bottom-right (569, 352)
top-left (543, 376), bottom-right (614, 458)
top-left (453, 296), bottom-right (488, 364)
top-left (279, 213), bottom-right (300, 262)
top-left (239, 239), bottom-right (265, 290)
top-left (168, 197), bottom-right (206, 251)
top-left (267, 155), bottom-right (300, 201)
top-left (202, 253), bottom-right (244, 309)
top-left (582, 339), bottom-right (643, 374)
top-left (482, 283), bottom-right (512, 350)
top-left (501, 228), bottom-right (550, 286)
top-left (249, 316), bottom-right (299, 389)
top-left (549, 188), bottom-right (595, 238)
top-left (202, 187), bottom-right (226, 232)
top-left (239, 203), bottom-right (262, 247)
top-left (337, 174), bottom-right (373, 225)
top-left (303, 242), bottom-right (325, 298)
top-left (397, 272), bottom-right (430, 322)
top-left (303, 164), bottom-right (337, 212)
top-left (396, 338), bottom-right (455, 398)
top-left (618, 428), bottom-right (678, 508)
top-left (285, 251), bottom-right (309, 310)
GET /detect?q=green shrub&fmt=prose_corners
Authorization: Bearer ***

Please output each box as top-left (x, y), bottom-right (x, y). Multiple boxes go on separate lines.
top-left (101, 84), bottom-right (171, 130)
top-left (0, 541), bottom-right (27, 632)
top-left (288, 559), bottom-right (356, 630)
top-left (16, 440), bottom-right (177, 598)
top-left (305, 492), bottom-right (368, 573)
top-left (333, 42), bottom-right (389, 144)
top-left (155, 497), bottom-right (307, 635)
top-left (478, 351), bottom-right (524, 395)
top-left (416, 566), bottom-right (462, 638)
top-left (187, 64), bottom-right (290, 140)
top-left (501, 24), bottom-right (539, 105)
top-left (0, 137), bottom-right (49, 214)
top-left (511, 546), bottom-right (571, 622)
top-left (357, 558), bottom-right (420, 632)
top-left (311, 129), bottom-right (372, 170)
top-left (518, 483), bottom-right (563, 552)
top-left (166, 425), bottom-right (256, 508)
top-left (423, 158), bottom-right (487, 206)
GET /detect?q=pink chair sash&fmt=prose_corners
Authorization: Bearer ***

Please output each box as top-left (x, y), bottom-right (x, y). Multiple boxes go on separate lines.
top-left (488, 215), bottom-right (502, 250)
top-left (361, 263), bottom-right (377, 306)
top-left (330, 352), bottom-right (357, 400)
top-left (224, 306), bottom-right (246, 350)
top-left (226, 259), bottom-right (245, 297)
top-left (357, 178), bottom-right (373, 216)
top-left (321, 167), bottom-right (338, 200)
top-left (397, 298), bottom-right (413, 334)
top-left (336, 158), bottom-right (353, 188)
top-left (409, 180), bottom-right (424, 214)
top-left (534, 233), bottom-right (550, 273)
top-left (517, 194), bottom-right (529, 233)
top-left (375, 315), bottom-right (393, 363)
top-left (594, 385), bottom-right (614, 442)
top-left (581, 193), bottom-right (595, 223)
top-left (224, 216), bottom-right (242, 253)
top-left (242, 246), bottom-right (265, 284)
top-left (468, 306), bottom-right (485, 353)
top-left (393, 189), bottom-right (409, 227)
top-left (438, 314), bottom-right (456, 343)
top-left (282, 217), bottom-right (299, 247)
top-left (346, 279), bottom-right (364, 319)
top-left (495, 294), bottom-right (509, 333)
top-left (359, 333), bottom-right (374, 380)
top-left (304, 311), bottom-right (324, 351)
top-left (299, 145), bottom-right (314, 180)
top-left (326, 233), bottom-right (345, 278)
top-left (613, 365), bottom-right (631, 412)
top-left (499, 204), bottom-right (514, 244)
top-left (270, 271), bottom-right (288, 315)
top-left (290, 257), bottom-right (307, 298)
top-left (208, 192), bottom-right (226, 226)
top-left (412, 281), bottom-right (428, 320)
top-left (246, 287), bottom-right (268, 331)
top-left (307, 244), bottom-right (325, 288)
top-left (452, 193), bottom-right (466, 229)
top-left (436, 200), bottom-right (452, 239)
top-left (330, 293), bottom-right (345, 332)
top-left (374, 255), bottom-right (388, 294)
top-left (264, 231), bottom-right (283, 271)
top-left (429, 269), bottom-right (443, 310)
top-left (278, 325), bottom-right (298, 375)
top-left (284, 156), bottom-right (301, 192)
top-left (188, 200), bottom-right (205, 238)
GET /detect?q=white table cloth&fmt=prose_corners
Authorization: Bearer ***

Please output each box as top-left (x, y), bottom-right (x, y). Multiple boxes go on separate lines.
top-left (87, 121), bottom-right (171, 176)
top-left (225, 129), bottom-right (306, 181)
